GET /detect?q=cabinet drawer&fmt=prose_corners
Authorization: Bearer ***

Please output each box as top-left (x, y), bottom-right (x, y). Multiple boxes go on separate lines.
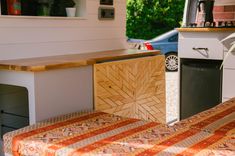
top-left (179, 38), bottom-right (223, 60)
top-left (223, 69), bottom-right (235, 99)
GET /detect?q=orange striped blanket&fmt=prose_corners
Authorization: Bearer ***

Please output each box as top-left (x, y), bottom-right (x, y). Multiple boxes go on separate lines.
top-left (3, 98), bottom-right (235, 156)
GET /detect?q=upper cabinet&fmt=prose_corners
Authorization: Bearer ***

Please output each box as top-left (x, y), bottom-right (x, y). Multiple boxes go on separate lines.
top-left (215, 0), bottom-right (235, 6)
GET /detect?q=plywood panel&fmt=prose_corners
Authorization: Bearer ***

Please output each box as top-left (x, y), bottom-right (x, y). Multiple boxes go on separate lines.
top-left (94, 55), bottom-right (166, 123)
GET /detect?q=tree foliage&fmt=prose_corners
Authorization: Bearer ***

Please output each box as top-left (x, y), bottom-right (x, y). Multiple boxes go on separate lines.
top-left (126, 0), bottom-right (185, 39)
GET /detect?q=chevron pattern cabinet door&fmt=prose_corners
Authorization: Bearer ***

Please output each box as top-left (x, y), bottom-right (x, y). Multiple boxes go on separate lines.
top-left (94, 55), bottom-right (166, 123)
top-left (135, 56), bottom-right (166, 123)
top-left (94, 60), bottom-right (136, 118)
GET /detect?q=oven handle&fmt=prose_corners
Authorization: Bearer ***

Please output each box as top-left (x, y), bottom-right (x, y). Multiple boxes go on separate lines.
top-left (192, 47), bottom-right (209, 58)
top-left (192, 47), bottom-right (209, 51)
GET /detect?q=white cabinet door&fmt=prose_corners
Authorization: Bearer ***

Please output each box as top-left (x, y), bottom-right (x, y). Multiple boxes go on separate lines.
top-left (223, 51), bottom-right (235, 68)
top-left (223, 69), bottom-right (235, 99)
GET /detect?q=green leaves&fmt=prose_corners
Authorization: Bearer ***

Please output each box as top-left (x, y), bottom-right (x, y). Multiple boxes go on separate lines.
top-left (126, 0), bottom-right (185, 40)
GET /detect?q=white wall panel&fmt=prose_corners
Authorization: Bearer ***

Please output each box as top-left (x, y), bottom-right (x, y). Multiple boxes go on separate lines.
top-left (0, 38), bottom-right (127, 60)
top-left (34, 66), bottom-right (93, 121)
top-left (0, 0), bottom-right (127, 60)
top-left (0, 27), bottom-right (126, 44)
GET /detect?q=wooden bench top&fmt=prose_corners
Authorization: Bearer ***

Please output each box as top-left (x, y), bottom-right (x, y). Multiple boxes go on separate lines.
top-left (0, 49), bottom-right (161, 72)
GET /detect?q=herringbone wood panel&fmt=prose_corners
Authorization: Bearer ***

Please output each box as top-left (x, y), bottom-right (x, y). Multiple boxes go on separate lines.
top-left (94, 56), bottom-right (166, 123)
top-left (135, 56), bottom-right (166, 123)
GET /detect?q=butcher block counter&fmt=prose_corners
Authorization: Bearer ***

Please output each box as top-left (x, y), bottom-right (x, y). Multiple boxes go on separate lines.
top-left (177, 27), bottom-right (235, 32)
top-left (0, 49), bottom-right (166, 137)
top-left (0, 49), bottom-right (160, 72)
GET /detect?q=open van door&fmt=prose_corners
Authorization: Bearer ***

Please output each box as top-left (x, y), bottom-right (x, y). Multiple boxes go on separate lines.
top-left (182, 0), bottom-right (235, 27)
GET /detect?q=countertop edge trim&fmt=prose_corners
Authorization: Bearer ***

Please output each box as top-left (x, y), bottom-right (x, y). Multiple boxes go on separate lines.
top-left (177, 28), bottom-right (235, 32)
top-left (0, 51), bottom-right (161, 72)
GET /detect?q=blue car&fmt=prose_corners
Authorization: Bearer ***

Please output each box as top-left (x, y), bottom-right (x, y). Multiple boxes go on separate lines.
top-left (127, 38), bottom-right (146, 49)
top-left (144, 29), bottom-right (178, 71)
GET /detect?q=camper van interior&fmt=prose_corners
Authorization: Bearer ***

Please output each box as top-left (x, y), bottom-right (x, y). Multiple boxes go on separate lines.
top-left (0, 0), bottom-right (235, 155)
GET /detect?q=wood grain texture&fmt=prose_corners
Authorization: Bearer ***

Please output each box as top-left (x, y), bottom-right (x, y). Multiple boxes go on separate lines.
top-left (177, 27), bottom-right (235, 32)
top-left (94, 55), bottom-right (166, 123)
top-left (0, 49), bottom-right (160, 72)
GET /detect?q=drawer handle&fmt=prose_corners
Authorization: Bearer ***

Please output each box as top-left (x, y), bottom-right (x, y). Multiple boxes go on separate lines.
top-left (192, 47), bottom-right (209, 58)
top-left (192, 47), bottom-right (208, 51)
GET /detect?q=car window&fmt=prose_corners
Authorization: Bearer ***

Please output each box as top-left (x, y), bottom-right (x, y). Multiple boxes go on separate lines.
top-left (168, 34), bottom-right (178, 42)
top-left (151, 30), bottom-right (177, 42)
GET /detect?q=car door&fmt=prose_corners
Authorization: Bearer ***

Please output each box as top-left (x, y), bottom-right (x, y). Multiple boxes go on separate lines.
top-left (166, 33), bottom-right (178, 53)
top-left (151, 33), bottom-right (178, 54)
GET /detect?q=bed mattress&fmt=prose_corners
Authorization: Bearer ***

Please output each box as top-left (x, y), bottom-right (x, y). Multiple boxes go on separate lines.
top-left (175, 97), bottom-right (235, 136)
top-left (3, 98), bottom-right (235, 156)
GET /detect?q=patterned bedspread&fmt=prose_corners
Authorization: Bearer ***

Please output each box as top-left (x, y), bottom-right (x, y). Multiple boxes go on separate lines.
top-left (3, 98), bottom-right (235, 156)
top-left (175, 97), bottom-right (235, 136)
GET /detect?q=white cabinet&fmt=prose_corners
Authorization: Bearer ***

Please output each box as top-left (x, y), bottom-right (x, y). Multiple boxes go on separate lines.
top-left (179, 31), bottom-right (231, 60)
top-left (223, 52), bottom-right (235, 68)
top-left (223, 69), bottom-right (235, 100)
top-left (178, 29), bottom-right (235, 105)
top-left (222, 46), bottom-right (235, 100)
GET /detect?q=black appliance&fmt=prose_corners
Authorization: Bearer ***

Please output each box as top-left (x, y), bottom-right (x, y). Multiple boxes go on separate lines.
top-left (0, 84), bottom-right (29, 138)
top-left (197, 0), bottom-right (215, 27)
top-left (180, 59), bottom-right (222, 119)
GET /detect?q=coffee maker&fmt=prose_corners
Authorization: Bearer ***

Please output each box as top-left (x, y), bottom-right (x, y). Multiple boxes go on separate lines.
top-left (198, 0), bottom-right (215, 27)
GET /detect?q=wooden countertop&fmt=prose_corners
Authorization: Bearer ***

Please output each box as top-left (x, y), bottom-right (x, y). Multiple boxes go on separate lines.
top-left (177, 27), bottom-right (235, 32)
top-left (0, 49), bottom-right (161, 72)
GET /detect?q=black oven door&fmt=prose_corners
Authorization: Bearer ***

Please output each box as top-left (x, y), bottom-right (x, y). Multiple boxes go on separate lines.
top-left (180, 59), bottom-right (222, 119)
